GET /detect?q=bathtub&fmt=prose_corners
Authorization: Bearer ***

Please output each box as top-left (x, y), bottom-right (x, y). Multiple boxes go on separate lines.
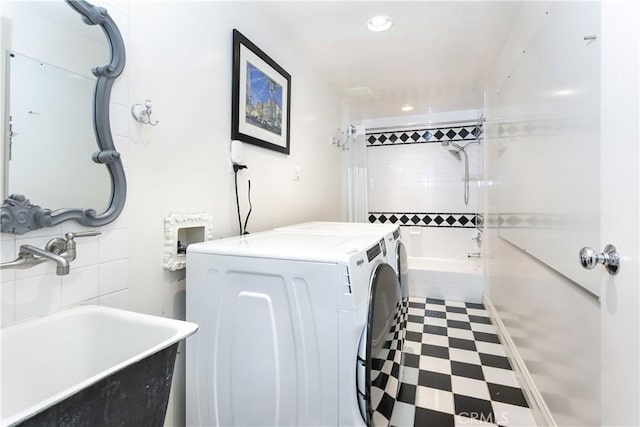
top-left (1, 306), bottom-right (198, 426)
top-left (408, 256), bottom-right (484, 303)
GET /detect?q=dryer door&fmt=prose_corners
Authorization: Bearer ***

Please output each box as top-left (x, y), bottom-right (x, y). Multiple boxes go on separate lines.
top-left (356, 263), bottom-right (403, 426)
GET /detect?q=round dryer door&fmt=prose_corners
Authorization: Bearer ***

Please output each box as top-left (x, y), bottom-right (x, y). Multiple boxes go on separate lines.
top-left (356, 263), bottom-right (403, 427)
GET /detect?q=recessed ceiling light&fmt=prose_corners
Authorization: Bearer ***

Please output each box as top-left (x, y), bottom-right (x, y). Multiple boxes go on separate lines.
top-left (367, 15), bottom-right (393, 32)
top-left (401, 105), bottom-right (414, 112)
top-left (553, 89), bottom-right (574, 97)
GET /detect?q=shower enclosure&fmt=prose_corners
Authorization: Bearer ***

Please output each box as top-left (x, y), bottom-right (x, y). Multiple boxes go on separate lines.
top-left (362, 114), bottom-right (484, 301)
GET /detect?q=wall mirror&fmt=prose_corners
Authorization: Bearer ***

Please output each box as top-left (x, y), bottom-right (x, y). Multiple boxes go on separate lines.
top-left (495, 2), bottom-right (600, 296)
top-left (1, 0), bottom-right (126, 234)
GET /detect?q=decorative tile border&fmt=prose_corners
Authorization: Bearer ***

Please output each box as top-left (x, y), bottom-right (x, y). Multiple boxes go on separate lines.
top-left (369, 212), bottom-right (479, 228)
top-left (483, 213), bottom-right (587, 229)
top-left (497, 119), bottom-right (571, 138)
top-left (366, 125), bottom-right (482, 147)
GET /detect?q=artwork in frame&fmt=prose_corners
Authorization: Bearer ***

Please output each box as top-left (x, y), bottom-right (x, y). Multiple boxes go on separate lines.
top-left (232, 29), bottom-right (291, 155)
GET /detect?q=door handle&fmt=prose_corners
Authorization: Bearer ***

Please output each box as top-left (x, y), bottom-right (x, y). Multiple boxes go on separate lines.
top-left (579, 244), bottom-right (620, 275)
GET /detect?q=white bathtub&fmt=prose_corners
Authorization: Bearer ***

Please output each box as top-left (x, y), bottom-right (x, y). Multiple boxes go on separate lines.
top-left (1, 306), bottom-right (198, 426)
top-left (407, 256), bottom-right (484, 303)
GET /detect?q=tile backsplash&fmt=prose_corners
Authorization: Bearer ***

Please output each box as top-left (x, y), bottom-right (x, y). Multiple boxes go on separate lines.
top-left (1, 220), bottom-right (129, 325)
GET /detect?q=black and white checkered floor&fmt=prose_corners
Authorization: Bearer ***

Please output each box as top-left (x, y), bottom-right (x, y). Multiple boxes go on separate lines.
top-left (389, 297), bottom-right (536, 427)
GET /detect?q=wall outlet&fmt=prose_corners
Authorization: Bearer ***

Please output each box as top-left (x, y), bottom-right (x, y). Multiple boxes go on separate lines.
top-left (231, 140), bottom-right (243, 164)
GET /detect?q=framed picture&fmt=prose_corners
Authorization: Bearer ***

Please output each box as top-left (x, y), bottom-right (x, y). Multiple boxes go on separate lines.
top-left (232, 29), bottom-right (291, 155)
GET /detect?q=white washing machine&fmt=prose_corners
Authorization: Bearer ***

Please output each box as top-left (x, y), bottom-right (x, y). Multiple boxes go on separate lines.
top-left (274, 222), bottom-right (408, 298)
top-left (185, 230), bottom-right (404, 426)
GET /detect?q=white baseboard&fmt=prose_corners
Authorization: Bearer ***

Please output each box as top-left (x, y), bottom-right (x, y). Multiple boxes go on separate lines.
top-left (483, 296), bottom-right (556, 427)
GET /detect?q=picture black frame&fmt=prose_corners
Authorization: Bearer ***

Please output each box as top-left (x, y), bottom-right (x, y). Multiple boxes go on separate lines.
top-left (232, 29), bottom-right (291, 155)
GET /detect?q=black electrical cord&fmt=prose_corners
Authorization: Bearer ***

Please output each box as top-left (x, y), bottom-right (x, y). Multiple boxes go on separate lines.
top-left (233, 164), bottom-right (247, 235)
top-left (242, 180), bottom-right (252, 235)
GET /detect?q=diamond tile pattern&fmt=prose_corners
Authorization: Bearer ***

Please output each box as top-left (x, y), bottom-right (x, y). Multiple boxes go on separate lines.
top-left (389, 298), bottom-right (536, 427)
top-left (497, 121), bottom-right (555, 138)
top-left (482, 213), bottom-right (571, 230)
top-left (369, 212), bottom-right (478, 228)
top-left (366, 125), bottom-right (481, 147)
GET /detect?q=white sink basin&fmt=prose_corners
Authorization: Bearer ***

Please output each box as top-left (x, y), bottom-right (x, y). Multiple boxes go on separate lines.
top-left (1, 305), bottom-right (198, 426)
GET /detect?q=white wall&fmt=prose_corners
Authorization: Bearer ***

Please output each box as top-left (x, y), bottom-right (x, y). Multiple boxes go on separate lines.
top-left (0, 0), bottom-right (130, 325)
top-left (126, 2), bottom-right (344, 424)
top-left (495, 1), bottom-right (601, 297)
top-left (484, 2), bottom-right (600, 425)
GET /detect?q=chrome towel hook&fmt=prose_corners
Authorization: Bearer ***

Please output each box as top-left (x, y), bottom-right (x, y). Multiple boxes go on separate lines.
top-left (131, 99), bottom-right (159, 126)
top-left (330, 125), bottom-right (356, 150)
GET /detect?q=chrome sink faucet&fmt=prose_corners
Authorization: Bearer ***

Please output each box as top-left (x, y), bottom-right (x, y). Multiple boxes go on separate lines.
top-left (0, 230), bottom-right (101, 276)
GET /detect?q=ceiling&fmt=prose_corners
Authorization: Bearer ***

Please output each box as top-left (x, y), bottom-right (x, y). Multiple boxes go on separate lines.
top-left (257, 1), bottom-right (522, 121)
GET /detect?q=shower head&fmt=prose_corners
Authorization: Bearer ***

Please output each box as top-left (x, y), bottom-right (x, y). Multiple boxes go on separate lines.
top-left (443, 141), bottom-right (464, 160)
top-left (448, 149), bottom-right (462, 161)
top-left (441, 141), bottom-right (464, 150)
top-left (439, 140), bottom-right (471, 206)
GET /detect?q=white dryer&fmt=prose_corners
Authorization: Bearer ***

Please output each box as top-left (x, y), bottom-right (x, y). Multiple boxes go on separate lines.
top-left (185, 230), bottom-right (404, 427)
top-left (274, 222), bottom-right (408, 298)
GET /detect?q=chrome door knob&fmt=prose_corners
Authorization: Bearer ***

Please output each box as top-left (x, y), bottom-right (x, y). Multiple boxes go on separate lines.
top-left (579, 247), bottom-right (599, 269)
top-left (579, 244), bottom-right (620, 275)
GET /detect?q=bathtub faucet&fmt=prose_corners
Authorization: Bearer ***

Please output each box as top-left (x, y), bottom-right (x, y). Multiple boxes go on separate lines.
top-left (0, 230), bottom-right (101, 275)
top-left (2, 245), bottom-right (71, 275)
top-left (467, 252), bottom-right (481, 258)
top-left (472, 232), bottom-right (482, 248)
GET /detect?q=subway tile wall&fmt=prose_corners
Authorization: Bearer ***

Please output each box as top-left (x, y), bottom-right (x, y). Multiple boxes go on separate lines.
top-left (1, 209), bottom-right (130, 325)
top-left (367, 125), bottom-right (483, 221)
top-left (0, 0), bottom-right (130, 326)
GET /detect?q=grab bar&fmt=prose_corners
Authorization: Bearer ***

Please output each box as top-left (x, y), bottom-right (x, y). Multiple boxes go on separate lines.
top-left (467, 252), bottom-right (481, 258)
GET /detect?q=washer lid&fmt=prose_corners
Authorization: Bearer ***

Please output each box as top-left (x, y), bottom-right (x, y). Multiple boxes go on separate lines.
top-left (276, 221), bottom-right (399, 236)
top-left (188, 230), bottom-right (382, 263)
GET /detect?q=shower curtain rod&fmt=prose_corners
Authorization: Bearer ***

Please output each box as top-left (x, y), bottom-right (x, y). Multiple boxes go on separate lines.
top-left (365, 117), bottom-right (483, 133)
